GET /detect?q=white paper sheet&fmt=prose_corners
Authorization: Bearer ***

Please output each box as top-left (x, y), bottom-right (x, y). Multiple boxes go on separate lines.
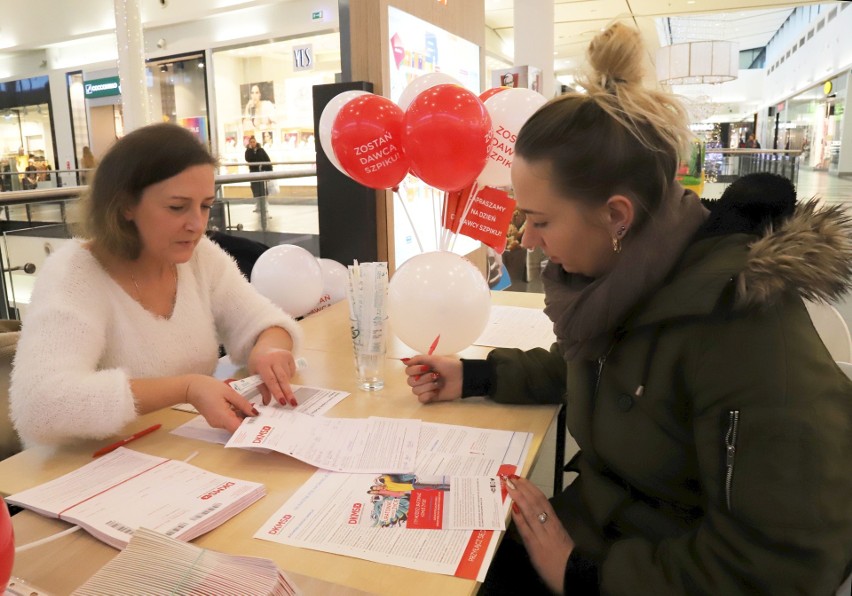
top-left (226, 412), bottom-right (420, 473)
top-left (171, 384), bottom-right (351, 444)
top-left (473, 305), bottom-right (555, 351)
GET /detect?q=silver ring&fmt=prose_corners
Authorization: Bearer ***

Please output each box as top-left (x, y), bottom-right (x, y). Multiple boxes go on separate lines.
top-left (537, 512), bottom-right (548, 524)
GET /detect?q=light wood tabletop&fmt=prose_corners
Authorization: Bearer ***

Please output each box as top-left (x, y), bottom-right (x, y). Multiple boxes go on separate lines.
top-left (5, 293), bottom-right (557, 595)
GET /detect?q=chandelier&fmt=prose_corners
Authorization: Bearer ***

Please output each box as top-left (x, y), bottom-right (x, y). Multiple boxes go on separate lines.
top-left (656, 40), bottom-right (739, 85)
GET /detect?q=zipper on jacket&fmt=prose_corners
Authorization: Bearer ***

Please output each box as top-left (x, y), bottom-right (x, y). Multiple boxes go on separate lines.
top-left (724, 409), bottom-right (740, 511)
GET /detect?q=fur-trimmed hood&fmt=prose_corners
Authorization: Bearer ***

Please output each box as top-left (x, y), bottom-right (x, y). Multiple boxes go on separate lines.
top-left (699, 173), bottom-right (852, 308)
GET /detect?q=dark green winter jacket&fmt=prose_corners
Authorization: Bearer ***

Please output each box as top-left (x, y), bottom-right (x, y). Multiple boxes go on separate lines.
top-left (466, 183), bottom-right (852, 594)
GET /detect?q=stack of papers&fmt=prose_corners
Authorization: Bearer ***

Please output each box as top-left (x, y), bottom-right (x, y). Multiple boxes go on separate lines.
top-left (7, 448), bottom-right (265, 549)
top-left (73, 527), bottom-right (301, 596)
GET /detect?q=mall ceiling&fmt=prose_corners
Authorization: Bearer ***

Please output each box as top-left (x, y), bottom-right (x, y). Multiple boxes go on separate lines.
top-left (0, 0), bottom-right (837, 74)
top-left (485, 0), bottom-right (832, 75)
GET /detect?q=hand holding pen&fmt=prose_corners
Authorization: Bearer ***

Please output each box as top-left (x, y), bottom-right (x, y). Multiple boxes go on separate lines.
top-left (402, 336), bottom-right (464, 404)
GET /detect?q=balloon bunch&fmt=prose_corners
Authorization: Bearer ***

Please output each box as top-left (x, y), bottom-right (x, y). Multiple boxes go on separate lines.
top-left (317, 75), bottom-right (547, 354)
top-left (318, 74), bottom-right (546, 194)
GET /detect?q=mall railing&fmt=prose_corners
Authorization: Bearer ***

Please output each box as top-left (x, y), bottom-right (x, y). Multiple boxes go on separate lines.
top-left (0, 165), bottom-right (316, 319)
top-left (705, 148), bottom-right (801, 187)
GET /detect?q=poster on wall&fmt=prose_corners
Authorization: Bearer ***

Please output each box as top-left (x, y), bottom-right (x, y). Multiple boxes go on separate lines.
top-left (179, 117), bottom-right (208, 145)
top-left (241, 81), bottom-right (277, 131)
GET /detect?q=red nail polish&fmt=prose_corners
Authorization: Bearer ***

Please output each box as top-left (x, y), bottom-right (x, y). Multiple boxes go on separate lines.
top-left (420, 365), bottom-right (429, 372)
top-left (279, 398), bottom-right (287, 405)
top-left (512, 503), bottom-right (519, 514)
top-left (431, 372), bottom-right (439, 381)
top-left (400, 358), bottom-right (411, 364)
top-left (414, 374), bottom-right (422, 381)
top-left (251, 407), bottom-right (260, 416)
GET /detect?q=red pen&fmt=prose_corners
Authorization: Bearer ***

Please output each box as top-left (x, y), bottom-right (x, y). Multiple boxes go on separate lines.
top-left (92, 424), bottom-right (162, 458)
top-left (414, 335), bottom-right (442, 381)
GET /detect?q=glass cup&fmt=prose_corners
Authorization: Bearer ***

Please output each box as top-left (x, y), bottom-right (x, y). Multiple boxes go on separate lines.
top-left (351, 317), bottom-right (387, 391)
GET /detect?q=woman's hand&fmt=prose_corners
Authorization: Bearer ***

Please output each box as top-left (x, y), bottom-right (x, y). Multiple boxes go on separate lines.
top-left (506, 476), bottom-right (574, 595)
top-left (403, 356), bottom-right (462, 404)
top-left (185, 374), bottom-right (258, 434)
top-left (249, 347), bottom-right (297, 407)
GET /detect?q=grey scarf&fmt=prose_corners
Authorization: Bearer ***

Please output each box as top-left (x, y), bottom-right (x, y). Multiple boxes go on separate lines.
top-left (542, 183), bottom-right (709, 361)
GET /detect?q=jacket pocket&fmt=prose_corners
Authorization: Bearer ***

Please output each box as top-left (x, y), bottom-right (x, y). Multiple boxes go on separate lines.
top-left (721, 406), bottom-right (821, 529)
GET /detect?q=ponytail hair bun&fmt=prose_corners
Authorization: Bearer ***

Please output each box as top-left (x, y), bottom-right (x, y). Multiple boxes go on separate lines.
top-left (586, 22), bottom-right (645, 90)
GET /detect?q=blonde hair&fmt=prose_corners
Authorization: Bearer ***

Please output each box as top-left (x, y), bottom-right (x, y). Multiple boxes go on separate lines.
top-left (516, 23), bottom-right (692, 225)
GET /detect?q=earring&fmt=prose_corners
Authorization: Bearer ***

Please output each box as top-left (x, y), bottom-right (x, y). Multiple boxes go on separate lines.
top-left (612, 226), bottom-right (626, 253)
top-left (611, 236), bottom-right (622, 253)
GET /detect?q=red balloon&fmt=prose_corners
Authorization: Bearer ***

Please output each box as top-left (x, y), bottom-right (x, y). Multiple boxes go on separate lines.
top-left (479, 87), bottom-right (508, 102)
top-left (403, 84), bottom-right (492, 192)
top-left (0, 499), bottom-right (13, 591)
top-left (331, 95), bottom-right (410, 189)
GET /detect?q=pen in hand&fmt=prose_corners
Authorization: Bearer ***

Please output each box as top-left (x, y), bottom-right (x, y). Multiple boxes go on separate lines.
top-left (92, 424), bottom-right (162, 458)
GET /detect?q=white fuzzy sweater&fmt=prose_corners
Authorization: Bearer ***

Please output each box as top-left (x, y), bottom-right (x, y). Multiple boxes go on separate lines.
top-left (10, 237), bottom-right (302, 447)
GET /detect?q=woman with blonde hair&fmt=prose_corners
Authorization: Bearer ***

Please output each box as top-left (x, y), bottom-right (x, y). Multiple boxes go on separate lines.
top-left (405, 23), bottom-right (852, 594)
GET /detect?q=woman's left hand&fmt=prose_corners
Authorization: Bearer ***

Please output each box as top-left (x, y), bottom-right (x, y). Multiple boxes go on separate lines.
top-left (250, 347), bottom-right (297, 407)
top-left (506, 476), bottom-right (574, 595)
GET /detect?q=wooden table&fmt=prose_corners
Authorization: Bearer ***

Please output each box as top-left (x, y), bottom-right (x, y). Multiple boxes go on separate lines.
top-left (4, 293), bottom-right (557, 596)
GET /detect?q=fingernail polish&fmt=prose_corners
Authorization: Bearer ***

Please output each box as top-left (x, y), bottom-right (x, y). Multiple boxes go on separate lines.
top-left (400, 357), bottom-right (411, 364)
top-left (431, 372), bottom-right (439, 381)
top-left (512, 503), bottom-right (519, 514)
top-left (290, 399), bottom-right (298, 407)
top-left (279, 398), bottom-right (287, 405)
top-left (251, 407), bottom-right (260, 416)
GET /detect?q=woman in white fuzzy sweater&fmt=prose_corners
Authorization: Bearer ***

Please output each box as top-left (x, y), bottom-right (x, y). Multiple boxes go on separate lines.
top-left (10, 123), bottom-right (302, 447)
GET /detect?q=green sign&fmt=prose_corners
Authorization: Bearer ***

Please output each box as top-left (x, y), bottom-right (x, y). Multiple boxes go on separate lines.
top-left (311, 10), bottom-right (324, 20)
top-left (84, 76), bottom-right (121, 99)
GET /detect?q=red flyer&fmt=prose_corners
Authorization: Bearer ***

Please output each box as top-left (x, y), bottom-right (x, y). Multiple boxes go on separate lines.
top-left (444, 185), bottom-right (515, 253)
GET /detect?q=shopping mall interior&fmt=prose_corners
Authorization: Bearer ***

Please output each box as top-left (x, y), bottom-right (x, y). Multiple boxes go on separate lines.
top-left (2, 3), bottom-right (852, 594)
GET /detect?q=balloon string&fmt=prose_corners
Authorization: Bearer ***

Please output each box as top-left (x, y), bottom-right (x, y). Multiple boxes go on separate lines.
top-left (394, 186), bottom-right (424, 254)
top-left (431, 187), bottom-right (440, 252)
top-left (441, 191), bottom-right (450, 251)
top-left (450, 182), bottom-right (479, 253)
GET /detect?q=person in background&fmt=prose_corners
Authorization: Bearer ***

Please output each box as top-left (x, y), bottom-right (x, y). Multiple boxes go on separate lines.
top-left (747, 133), bottom-right (761, 149)
top-left (10, 123), bottom-right (303, 448)
top-left (245, 135), bottom-right (272, 214)
top-left (22, 163), bottom-right (38, 190)
top-left (81, 146), bottom-right (97, 185)
top-left (404, 23), bottom-right (852, 594)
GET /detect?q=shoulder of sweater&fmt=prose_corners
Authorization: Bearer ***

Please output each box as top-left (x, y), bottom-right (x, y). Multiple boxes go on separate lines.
top-left (29, 239), bottom-right (110, 311)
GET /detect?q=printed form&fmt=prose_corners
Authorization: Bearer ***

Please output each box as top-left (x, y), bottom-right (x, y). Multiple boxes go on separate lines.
top-left (226, 411), bottom-right (420, 473)
top-left (7, 447), bottom-right (265, 549)
top-left (255, 423), bottom-right (532, 581)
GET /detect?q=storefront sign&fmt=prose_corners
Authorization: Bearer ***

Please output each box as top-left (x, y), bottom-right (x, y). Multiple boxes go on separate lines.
top-left (84, 76), bottom-right (121, 99)
top-left (293, 44), bottom-right (313, 71)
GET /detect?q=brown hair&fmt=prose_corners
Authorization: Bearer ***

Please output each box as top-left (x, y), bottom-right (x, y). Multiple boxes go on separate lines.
top-left (515, 23), bottom-right (691, 227)
top-left (78, 123), bottom-right (217, 260)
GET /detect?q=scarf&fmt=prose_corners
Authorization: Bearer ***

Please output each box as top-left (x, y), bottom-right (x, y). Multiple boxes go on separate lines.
top-left (542, 183), bottom-right (709, 361)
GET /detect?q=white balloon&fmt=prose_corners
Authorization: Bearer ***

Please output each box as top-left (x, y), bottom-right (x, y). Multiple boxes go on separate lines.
top-left (479, 88), bottom-right (547, 187)
top-left (319, 90), bottom-right (370, 174)
top-left (308, 258), bottom-right (348, 314)
top-left (397, 73), bottom-right (462, 111)
top-left (388, 251), bottom-right (491, 355)
top-left (250, 244), bottom-right (323, 318)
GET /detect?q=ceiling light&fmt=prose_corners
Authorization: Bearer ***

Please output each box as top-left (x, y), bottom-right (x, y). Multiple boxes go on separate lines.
top-left (656, 40), bottom-right (738, 85)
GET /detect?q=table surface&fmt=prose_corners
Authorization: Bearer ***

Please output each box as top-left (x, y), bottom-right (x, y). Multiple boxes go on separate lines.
top-left (5, 292), bottom-right (555, 596)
